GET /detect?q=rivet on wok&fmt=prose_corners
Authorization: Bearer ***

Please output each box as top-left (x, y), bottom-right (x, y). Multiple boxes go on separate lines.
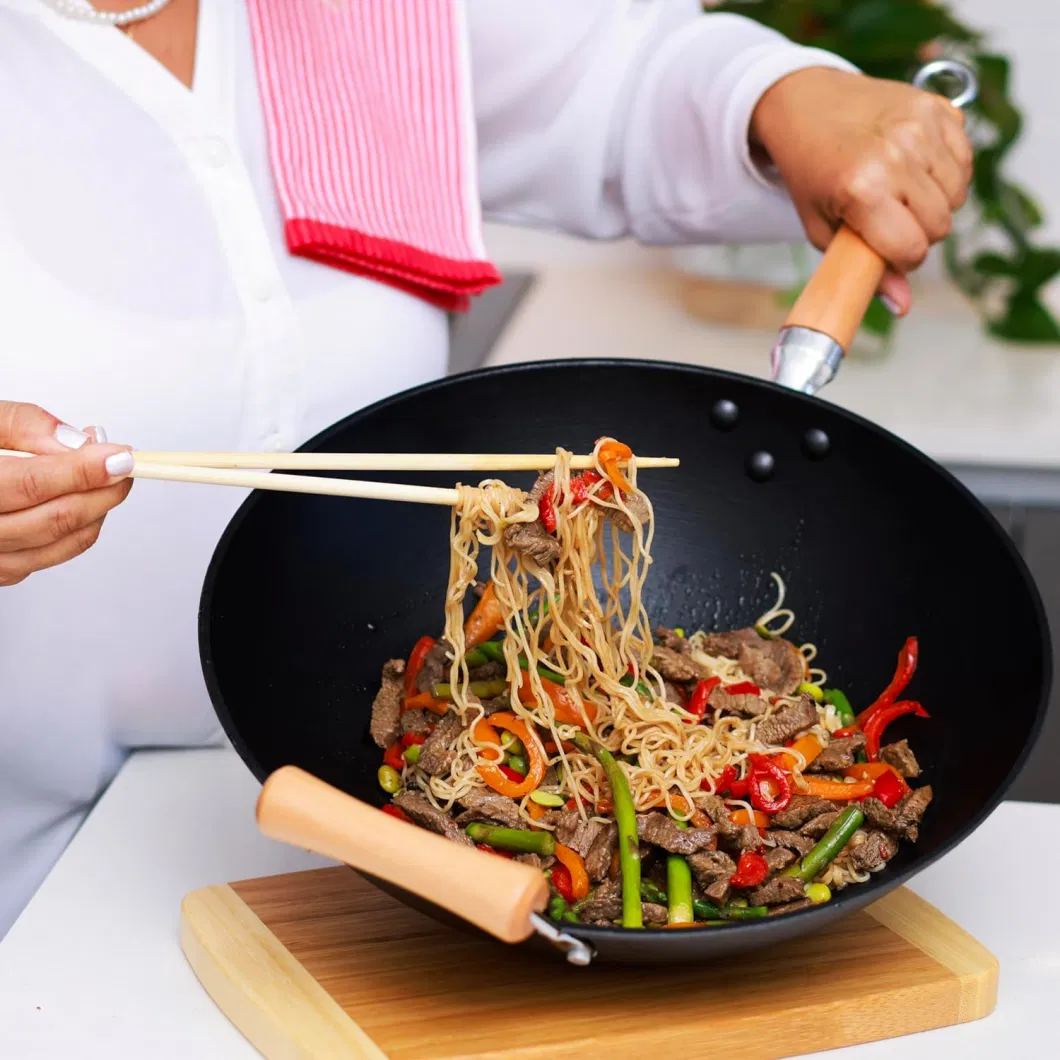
top-left (747, 451), bottom-right (775, 482)
top-left (710, 399), bottom-right (739, 430)
top-left (802, 428), bottom-right (830, 459)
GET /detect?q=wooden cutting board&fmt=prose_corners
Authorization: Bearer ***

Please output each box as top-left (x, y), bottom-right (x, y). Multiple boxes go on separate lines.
top-left (181, 866), bottom-right (997, 1060)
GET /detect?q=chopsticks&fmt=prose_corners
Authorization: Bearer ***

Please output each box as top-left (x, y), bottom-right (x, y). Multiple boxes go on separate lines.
top-left (0, 448), bottom-right (679, 507)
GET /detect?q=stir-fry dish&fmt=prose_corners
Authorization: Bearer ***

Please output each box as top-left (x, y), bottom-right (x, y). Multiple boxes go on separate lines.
top-left (369, 439), bottom-right (932, 928)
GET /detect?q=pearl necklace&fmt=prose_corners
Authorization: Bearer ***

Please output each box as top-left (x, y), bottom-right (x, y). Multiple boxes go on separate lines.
top-left (39, 0), bottom-right (173, 27)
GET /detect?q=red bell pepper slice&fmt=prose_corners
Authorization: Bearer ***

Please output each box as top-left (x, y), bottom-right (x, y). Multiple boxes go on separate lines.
top-left (404, 635), bottom-right (436, 698)
top-left (552, 863), bottom-right (576, 902)
top-left (381, 804), bottom-right (410, 822)
top-left (832, 725), bottom-right (859, 739)
top-left (477, 843), bottom-right (515, 859)
top-left (499, 764), bottom-right (526, 783)
top-left (871, 769), bottom-right (908, 808)
top-left (747, 753), bottom-right (792, 813)
top-left (864, 699), bottom-right (929, 761)
top-left (704, 763), bottom-right (738, 795)
top-left (729, 850), bottom-right (769, 889)
top-left (400, 732), bottom-right (427, 749)
top-left (687, 676), bottom-right (722, 720)
top-left (539, 488), bottom-right (558, 534)
top-left (856, 636), bottom-right (918, 726)
top-left (724, 681), bottom-right (761, 697)
top-left (383, 742), bottom-right (405, 771)
top-left (580, 468), bottom-right (613, 501)
top-left (729, 776), bottom-right (750, 799)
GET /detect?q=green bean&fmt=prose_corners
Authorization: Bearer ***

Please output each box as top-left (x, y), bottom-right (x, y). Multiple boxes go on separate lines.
top-left (377, 765), bottom-right (401, 794)
top-left (784, 805), bottom-right (864, 882)
top-left (462, 646), bottom-right (489, 668)
top-left (666, 821), bottom-right (694, 925)
top-left (822, 688), bottom-right (856, 728)
top-left (619, 672), bottom-right (653, 698)
top-left (561, 910), bottom-right (580, 924)
top-left (465, 823), bottom-right (556, 855)
top-left (572, 734), bottom-right (641, 928)
top-left (403, 744), bottom-right (422, 765)
top-left (693, 898), bottom-right (722, 921)
top-left (722, 904), bottom-right (768, 920)
top-left (431, 679), bottom-right (507, 701)
top-left (640, 880), bottom-right (668, 905)
top-left (505, 754), bottom-right (529, 775)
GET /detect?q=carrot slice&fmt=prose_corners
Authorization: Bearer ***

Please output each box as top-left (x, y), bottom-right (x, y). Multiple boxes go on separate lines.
top-left (731, 808), bottom-right (769, 828)
top-left (798, 776), bottom-right (874, 801)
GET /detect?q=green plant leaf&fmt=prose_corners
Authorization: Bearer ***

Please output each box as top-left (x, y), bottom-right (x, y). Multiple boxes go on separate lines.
top-left (988, 293), bottom-right (1060, 343)
top-left (860, 296), bottom-right (896, 337)
top-left (971, 252), bottom-right (1016, 277)
top-left (1018, 248), bottom-right (1060, 291)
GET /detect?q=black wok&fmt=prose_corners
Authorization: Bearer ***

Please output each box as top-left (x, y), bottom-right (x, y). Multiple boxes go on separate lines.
top-left (199, 357), bottom-right (1050, 964)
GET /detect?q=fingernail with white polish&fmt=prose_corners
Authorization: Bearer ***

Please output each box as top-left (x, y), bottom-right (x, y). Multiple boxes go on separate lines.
top-left (880, 295), bottom-right (902, 315)
top-left (105, 452), bottom-right (134, 477)
top-left (91, 426), bottom-right (108, 444)
top-left (54, 424), bottom-right (90, 449)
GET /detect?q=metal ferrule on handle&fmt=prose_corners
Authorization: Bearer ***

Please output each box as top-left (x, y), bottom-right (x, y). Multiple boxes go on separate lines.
top-left (770, 327), bottom-right (844, 395)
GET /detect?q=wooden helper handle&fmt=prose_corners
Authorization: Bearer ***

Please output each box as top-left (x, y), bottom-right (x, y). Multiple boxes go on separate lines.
top-left (783, 226), bottom-right (887, 353)
top-left (256, 766), bottom-right (549, 944)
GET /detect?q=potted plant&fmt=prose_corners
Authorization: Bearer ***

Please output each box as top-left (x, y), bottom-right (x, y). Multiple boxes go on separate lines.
top-left (674, 0), bottom-right (1060, 350)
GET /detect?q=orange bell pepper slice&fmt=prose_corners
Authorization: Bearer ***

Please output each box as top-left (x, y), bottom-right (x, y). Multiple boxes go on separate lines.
top-left (402, 690), bottom-right (449, 716)
top-left (597, 439), bottom-right (633, 494)
top-left (554, 843), bottom-right (590, 900)
top-left (731, 807), bottom-right (770, 828)
top-left (663, 794), bottom-right (714, 831)
top-left (842, 762), bottom-right (910, 795)
top-left (798, 776), bottom-right (875, 801)
top-left (779, 733), bottom-right (823, 772)
top-left (474, 712), bottom-right (546, 798)
top-left (464, 582), bottom-right (505, 648)
top-left (526, 799), bottom-right (548, 822)
top-left (517, 670), bottom-right (596, 726)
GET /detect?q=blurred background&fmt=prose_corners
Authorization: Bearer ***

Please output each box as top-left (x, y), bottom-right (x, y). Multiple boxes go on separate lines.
top-left (450, 0), bottom-right (1060, 803)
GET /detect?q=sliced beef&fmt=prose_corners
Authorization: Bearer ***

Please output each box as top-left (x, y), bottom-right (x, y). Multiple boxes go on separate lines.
top-left (723, 825), bottom-right (762, 854)
top-left (663, 681), bottom-right (686, 706)
top-left (418, 711), bottom-right (463, 777)
top-left (585, 822), bottom-right (618, 882)
top-left (737, 637), bottom-right (806, 696)
top-left (687, 850), bottom-right (736, 891)
top-left (543, 810), bottom-right (607, 859)
top-left (477, 695), bottom-right (509, 716)
top-left (650, 644), bottom-right (708, 683)
top-left (749, 876), bottom-right (807, 906)
top-left (642, 902), bottom-right (669, 924)
top-left (701, 628), bottom-right (760, 658)
top-left (768, 898), bottom-right (813, 917)
top-left (705, 878), bottom-right (732, 904)
top-left (801, 810), bottom-right (839, 839)
top-left (709, 686), bottom-right (768, 717)
top-left (771, 795), bottom-right (837, 830)
top-left (468, 660), bottom-right (505, 682)
top-left (767, 830), bottom-right (815, 856)
top-left (698, 794), bottom-right (739, 838)
top-left (415, 640), bottom-right (451, 694)
top-left (881, 739), bottom-right (921, 778)
top-left (859, 797), bottom-right (898, 833)
top-left (605, 491), bottom-right (651, 534)
top-left (850, 829), bottom-right (899, 871)
top-left (636, 813), bottom-right (717, 855)
top-left (515, 853), bottom-right (542, 870)
top-left (400, 708), bottom-right (431, 737)
top-left (575, 879), bottom-right (666, 924)
top-left (369, 658), bottom-right (406, 748)
top-left (654, 626), bottom-right (689, 653)
top-left (894, 785), bottom-right (933, 842)
top-left (807, 733), bottom-right (867, 774)
top-left (503, 472), bottom-right (561, 567)
top-left (763, 846), bottom-right (797, 874)
top-left (756, 695), bottom-right (819, 746)
top-left (455, 790), bottom-right (526, 830)
top-left (392, 791), bottom-right (472, 846)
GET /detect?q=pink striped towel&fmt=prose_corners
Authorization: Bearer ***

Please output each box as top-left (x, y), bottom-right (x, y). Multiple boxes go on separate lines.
top-left (246, 0), bottom-right (502, 312)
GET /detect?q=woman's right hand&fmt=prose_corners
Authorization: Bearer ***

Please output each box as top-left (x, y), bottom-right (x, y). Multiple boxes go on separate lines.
top-left (0, 401), bottom-right (134, 586)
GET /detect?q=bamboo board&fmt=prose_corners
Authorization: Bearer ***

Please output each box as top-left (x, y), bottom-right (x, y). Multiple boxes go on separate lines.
top-left (181, 866), bottom-right (997, 1060)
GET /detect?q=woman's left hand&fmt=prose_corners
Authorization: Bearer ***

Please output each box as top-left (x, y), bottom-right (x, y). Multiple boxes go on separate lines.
top-left (749, 67), bottom-right (974, 316)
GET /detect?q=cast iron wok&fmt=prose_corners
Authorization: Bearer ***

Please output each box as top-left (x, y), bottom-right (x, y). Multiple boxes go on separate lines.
top-left (199, 357), bottom-right (1050, 964)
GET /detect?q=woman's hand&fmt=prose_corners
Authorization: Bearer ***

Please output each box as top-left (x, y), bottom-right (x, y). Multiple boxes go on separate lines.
top-left (0, 401), bottom-right (134, 586)
top-left (750, 67), bottom-right (974, 315)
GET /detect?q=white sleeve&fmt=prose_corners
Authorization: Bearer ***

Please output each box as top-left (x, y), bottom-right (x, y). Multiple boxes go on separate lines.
top-left (466, 0), bottom-right (858, 245)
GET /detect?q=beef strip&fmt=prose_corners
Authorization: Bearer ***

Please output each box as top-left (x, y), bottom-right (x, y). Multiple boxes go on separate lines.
top-left (515, 853), bottom-right (542, 870)
top-left (454, 791), bottom-right (526, 830)
top-left (894, 785), bottom-right (933, 842)
top-left (605, 492), bottom-right (652, 535)
top-left (723, 824), bottom-right (762, 854)
top-left (417, 712), bottom-right (464, 777)
top-left (468, 661), bottom-right (505, 682)
top-left (687, 850), bottom-right (736, 891)
top-left (859, 797), bottom-right (898, 833)
top-left (642, 902), bottom-right (669, 924)
top-left (477, 695), bottom-right (509, 716)
top-left (708, 686), bottom-right (768, 717)
top-left (503, 471), bottom-right (560, 567)
top-left (654, 626), bottom-right (689, 653)
top-left (800, 810), bottom-right (839, 839)
top-left (850, 829), bottom-right (899, 871)
top-left (543, 810), bottom-right (607, 859)
top-left (880, 739), bottom-right (922, 778)
top-left (636, 813), bottom-right (717, 855)
top-left (650, 644), bottom-right (708, 683)
top-left (414, 639), bottom-right (452, 694)
top-left (766, 830), bottom-right (815, 856)
top-left (737, 637), bottom-right (805, 696)
top-left (701, 628), bottom-right (760, 658)
top-left (392, 791), bottom-right (472, 846)
top-left (585, 822), bottom-right (618, 882)
top-left (698, 795), bottom-right (739, 838)
top-left (807, 733), bottom-right (867, 773)
top-left (756, 695), bottom-right (819, 746)
top-left (705, 879), bottom-right (732, 904)
top-left (763, 846), bottom-right (798, 874)
top-left (663, 681), bottom-right (686, 706)
top-left (770, 795), bottom-right (837, 830)
top-left (749, 876), bottom-right (807, 906)
top-left (575, 879), bottom-right (667, 924)
top-left (400, 708), bottom-right (431, 737)
top-left (768, 898), bottom-right (813, 917)
top-left (369, 658), bottom-right (405, 748)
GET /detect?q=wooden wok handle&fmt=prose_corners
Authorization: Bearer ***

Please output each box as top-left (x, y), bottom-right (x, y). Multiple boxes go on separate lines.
top-left (783, 225), bottom-right (887, 353)
top-left (256, 766), bottom-right (549, 944)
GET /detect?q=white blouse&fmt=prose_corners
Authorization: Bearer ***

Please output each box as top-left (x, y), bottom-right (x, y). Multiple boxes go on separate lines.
top-left (0, 0), bottom-right (852, 936)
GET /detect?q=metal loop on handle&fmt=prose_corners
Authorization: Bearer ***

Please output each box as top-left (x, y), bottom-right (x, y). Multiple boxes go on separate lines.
top-left (912, 59), bottom-right (978, 110)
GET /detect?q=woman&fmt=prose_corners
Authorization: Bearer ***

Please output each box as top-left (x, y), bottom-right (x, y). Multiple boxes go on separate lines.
top-left (0, 0), bottom-right (970, 938)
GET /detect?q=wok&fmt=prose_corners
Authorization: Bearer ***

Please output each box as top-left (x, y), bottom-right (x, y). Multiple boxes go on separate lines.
top-left (199, 355), bottom-right (1050, 965)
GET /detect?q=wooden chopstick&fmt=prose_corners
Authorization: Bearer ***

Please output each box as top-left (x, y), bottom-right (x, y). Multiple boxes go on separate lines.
top-left (131, 452), bottom-right (680, 471)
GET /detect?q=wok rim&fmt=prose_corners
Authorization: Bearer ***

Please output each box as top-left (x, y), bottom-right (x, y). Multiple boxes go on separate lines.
top-left (198, 356), bottom-right (1052, 947)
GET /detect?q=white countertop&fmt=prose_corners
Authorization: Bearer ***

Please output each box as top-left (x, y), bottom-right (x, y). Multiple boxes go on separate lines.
top-left (0, 746), bottom-right (1056, 1059)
